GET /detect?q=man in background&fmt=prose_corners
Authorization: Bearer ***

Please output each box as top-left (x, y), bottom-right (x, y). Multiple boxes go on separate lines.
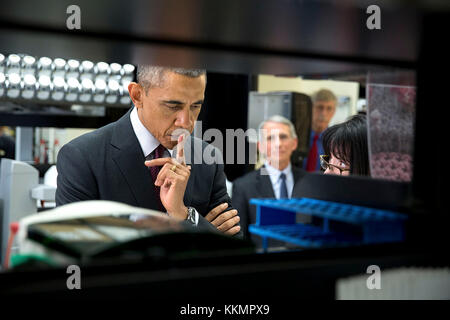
top-left (232, 115), bottom-right (306, 249)
top-left (303, 89), bottom-right (337, 172)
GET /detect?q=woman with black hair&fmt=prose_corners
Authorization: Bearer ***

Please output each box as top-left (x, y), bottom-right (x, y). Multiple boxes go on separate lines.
top-left (320, 114), bottom-right (370, 176)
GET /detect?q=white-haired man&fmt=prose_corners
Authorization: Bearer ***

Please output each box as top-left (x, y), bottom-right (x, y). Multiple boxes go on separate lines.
top-left (56, 65), bottom-right (241, 236)
top-left (232, 115), bottom-right (307, 248)
top-left (304, 89), bottom-right (337, 172)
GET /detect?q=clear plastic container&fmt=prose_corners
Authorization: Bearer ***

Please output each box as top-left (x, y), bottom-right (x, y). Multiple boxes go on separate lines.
top-left (367, 83), bottom-right (416, 182)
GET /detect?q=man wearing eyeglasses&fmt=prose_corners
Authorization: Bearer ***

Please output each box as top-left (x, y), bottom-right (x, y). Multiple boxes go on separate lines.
top-left (303, 89), bottom-right (337, 172)
top-left (232, 115), bottom-right (307, 249)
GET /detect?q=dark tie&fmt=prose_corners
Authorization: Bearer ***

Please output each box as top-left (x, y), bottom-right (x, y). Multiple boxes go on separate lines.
top-left (306, 133), bottom-right (319, 172)
top-left (146, 144), bottom-right (169, 212)
top-left (279, 173), bottom-right (288, 199)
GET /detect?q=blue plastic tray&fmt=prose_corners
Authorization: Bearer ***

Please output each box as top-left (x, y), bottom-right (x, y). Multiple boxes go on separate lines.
top-left (249, 198), bottom-right (407, 250)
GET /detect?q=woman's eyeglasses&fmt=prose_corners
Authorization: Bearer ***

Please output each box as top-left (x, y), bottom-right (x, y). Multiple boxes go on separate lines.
top-left (319, 155), bottom-right (350, 175)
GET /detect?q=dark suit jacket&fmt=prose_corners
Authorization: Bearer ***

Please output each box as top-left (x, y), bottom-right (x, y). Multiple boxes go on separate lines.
top-left (56, 109), bottom-right (237, 233)
top-left (231, 165), bottom-right (307, 245)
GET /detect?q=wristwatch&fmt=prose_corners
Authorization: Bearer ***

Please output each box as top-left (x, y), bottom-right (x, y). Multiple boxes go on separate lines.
top-left (185, 206), bottom-right (197, 225)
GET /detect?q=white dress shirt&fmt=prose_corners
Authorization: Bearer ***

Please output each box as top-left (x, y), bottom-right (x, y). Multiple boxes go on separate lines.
top-left (129, 107), bottom-right (198, 225)
top-left (264, 161), bottom-right (294, 199)
top-left (130, 106), bottom-right (174, 158)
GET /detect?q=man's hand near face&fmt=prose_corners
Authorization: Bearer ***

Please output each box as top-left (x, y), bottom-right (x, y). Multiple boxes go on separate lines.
top-left (145, 157), bottom-right (191, 220)
top-left (146, 134), bottom-right (241, 236)
top-left (145, 156), bottom-right (242, 236)
top-left (145, 135), bottom-right (190, 220)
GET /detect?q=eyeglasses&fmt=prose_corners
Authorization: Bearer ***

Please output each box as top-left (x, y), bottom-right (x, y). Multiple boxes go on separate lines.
top-left (320, 155), bottom-right (350, 175)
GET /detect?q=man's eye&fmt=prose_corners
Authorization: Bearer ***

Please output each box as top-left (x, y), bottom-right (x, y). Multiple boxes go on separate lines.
top-left (191, 104), bottom-right (202, 109)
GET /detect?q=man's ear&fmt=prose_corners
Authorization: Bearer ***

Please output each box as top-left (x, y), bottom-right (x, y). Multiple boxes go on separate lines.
top-left (128, 82), bottom-right (144, 108)
top-left (332, 102), bottom-right (337, 116)
top-left (291, 138), bottom-right (298, 151)
top-left (257, 141), bottom-right (265, 156)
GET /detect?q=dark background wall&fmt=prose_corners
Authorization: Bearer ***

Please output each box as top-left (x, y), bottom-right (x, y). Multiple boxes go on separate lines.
top-left (198, 72), bottom-right (257, 181)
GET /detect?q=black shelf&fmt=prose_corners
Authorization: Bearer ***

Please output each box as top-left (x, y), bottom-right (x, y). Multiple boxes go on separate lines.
top-left (0, 111), bottom-right (127, 128)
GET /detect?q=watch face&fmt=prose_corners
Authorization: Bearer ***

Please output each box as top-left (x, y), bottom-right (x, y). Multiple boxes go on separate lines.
top-left (187, 207), bottom-right (196, 224)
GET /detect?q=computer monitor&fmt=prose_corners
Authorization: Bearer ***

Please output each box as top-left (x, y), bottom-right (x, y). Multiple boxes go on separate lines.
top-left (0, 159), bottom-right (39, 266)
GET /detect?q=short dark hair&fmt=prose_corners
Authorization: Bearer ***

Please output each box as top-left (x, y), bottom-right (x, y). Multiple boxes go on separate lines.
top-left (322, 114), bottom-right (370, 176)
top-left (137, 65), bottom-right (206, 92)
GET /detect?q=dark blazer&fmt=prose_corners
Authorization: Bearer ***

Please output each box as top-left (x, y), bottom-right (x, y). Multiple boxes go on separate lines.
top-left (56, 109), bottom-right (236, 233)
top-left (231, 165), bottom-right (307, 245)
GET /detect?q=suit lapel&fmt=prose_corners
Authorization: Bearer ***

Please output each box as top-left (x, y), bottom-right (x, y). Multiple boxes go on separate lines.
top-left (182, 136), bottom-right (202, 206)
top-left (110, 109), bottom-right (159, 210)
top-left (293, 166), bottom-right (300, 182)
top-left (256, 167), bottom-right (276, 198)
top-left (291, 166), bottom-right (307, 198)
top-left (255, 165), bottom-right (306, 199)
top-left (292, 166), bottom-right (306, 187)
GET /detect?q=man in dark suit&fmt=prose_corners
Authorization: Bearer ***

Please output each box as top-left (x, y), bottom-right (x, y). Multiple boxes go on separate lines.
top-left (56, 66), bottom-right (240, 236)
top-left (232, 115), bottom-right (307, 247)
top-left (303, 89), bottom-right (337, 172)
